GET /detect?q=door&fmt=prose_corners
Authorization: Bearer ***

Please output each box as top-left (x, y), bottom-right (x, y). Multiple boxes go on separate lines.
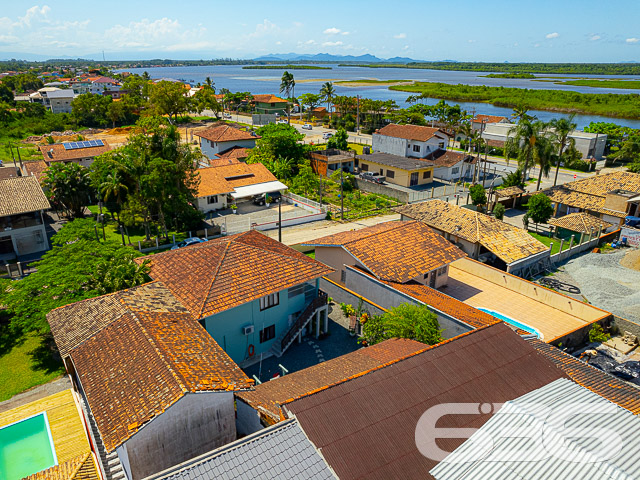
top-left (410, 172), bottom-right (419, 186)
top-left (429, 271), bottom-right (436, 288)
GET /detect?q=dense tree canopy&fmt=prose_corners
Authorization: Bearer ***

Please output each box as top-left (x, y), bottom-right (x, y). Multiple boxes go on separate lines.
top-left (360, 304), bottom-right (442, 346)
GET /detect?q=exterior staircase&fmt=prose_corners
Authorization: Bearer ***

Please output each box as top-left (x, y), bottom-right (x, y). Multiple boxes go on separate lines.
top-left (270, 292), bottom-right (327, 357)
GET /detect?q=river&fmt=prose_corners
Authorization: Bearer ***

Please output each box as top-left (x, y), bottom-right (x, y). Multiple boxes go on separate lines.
top-left (115, 64), bottom-right (640, 129)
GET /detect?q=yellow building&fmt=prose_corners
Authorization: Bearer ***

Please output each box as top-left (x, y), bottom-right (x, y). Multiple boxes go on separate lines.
top-left (356, 153), bottom-right (434, 187)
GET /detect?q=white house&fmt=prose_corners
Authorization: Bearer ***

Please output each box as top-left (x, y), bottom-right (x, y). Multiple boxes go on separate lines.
top-left (372, 124), bottom-right (449, 159)
top-left (88, 77), bottom-right (121, 95)
top-left (194, 124), bottom-right (260, 159)
top-left (471, 114), bottom-right (509, 132)
top-left (425, 149), bottom-right (476, 182)
top-left (30, 87), bottom-right (75, 113)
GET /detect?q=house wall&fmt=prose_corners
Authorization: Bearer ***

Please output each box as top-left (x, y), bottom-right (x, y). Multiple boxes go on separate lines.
top-left (433, 160), bottom-right (467, 182)
top-left (0, 221), bottom-right (49, 257)
top-left (372, 134), bottom-right (406, 157)
top-left (118, 392), bottom-right (236, 480)
top-left (203, 280), bottom-right (319, 364)
top-left (49, 97), bottom-right (73, 114)
top-left (314, 246), bottom-right (364, 285)
top-left (603, 193), bottom-right (631, 216)
top-left (406, 137), bottom-right (448, 158)
top-left (236, 398), bottom-right (264, 436)
top-left (255, 102), bottom-right (287, 115)
top-left (196, 194), bottom-right (228, 213)
top-left (359, 160), bottom-right (433, 188)
top-left (199, 138), bottom-right (256, 159)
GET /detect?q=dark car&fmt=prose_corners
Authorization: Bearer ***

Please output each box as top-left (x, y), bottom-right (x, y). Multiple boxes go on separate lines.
top-left (252, 192), bottom-right (282, 206)
top-left (359, 171), bottom-right (386, 184)
top-left (171, 237), bottom-right (208, 250)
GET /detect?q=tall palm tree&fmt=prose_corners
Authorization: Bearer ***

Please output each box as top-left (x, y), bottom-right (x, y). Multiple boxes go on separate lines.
top-left (320, 82), bottom-right (336, 118)
top-left (100, 171), bottom-right (129, 224)
top-left (549, 114), bottom-right (577, 186)
top-left (280, 71), bottom-right (296, 123)
top-left (533, 136), bottom-right (555, 191)
top-left (506, 119), bottom-right (547, 185)
top-left (511, 105), bottom-right (534, 123)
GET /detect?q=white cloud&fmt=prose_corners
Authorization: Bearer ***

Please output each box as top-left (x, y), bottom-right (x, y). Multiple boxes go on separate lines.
top-left (402, 45), bottom-right (409, 50)
top-left (341, 31), bottom-right (350, 36)
top-left (293, 21), bottom-right (303, 27)
top-left (304, 39), bottom-right (315, 45)
top-left (626, 37), bottom-right (639, 44)
top-left (468, 39), bottom-right (476, 43)
top-left (323, 27), bottom-right (341, 35)
top-left (546, 32), bottom-right (559, 39)
top-left (393, 33), bottom-right (406, 39)
top-left (275, 41), bottom-right (282, 45)
top-left (249, 19), bottom-right (278, 38)
top-left (590, 34), bottom-right (601, 41)
top-left (16, 5), bottom-right (51, 27)
top-left (322, 41), bottom-right (343, 47)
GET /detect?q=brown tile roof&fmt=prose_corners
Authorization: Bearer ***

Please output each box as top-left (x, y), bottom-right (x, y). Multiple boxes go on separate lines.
top-left (213, 162), bottom-right (277, 189)
top-left (304, 221), bottom-right (466, 282)
top-left (395, 200), bottom-right (548, 265)
top-left (217, 146), bottom-right (251, 160)
top-left (376, 124), bottom-right (449, 142)
top-left (425, 149), bottom-right (473, 168)
top-left (236, 338), bottom-right (426, 422)
top-left (72, 306), bottom-right (252, 452)
top-left (0, 176), bottom-right (50, 216)
top-left (486, 139), bottom-right (505, 148)
top-left (208, 157), bottom-right (241, 166)
top-left (25, 452), bottom-right (98, 480)
top-left (543, 187), bottom-right (611, 216)
top-left (196, 167), bottom-right (234, 197)
top-left (0, 166), bottom-right (21, 180)
top-left (549, 211), bottom-right (613, 233)
top-left (494, 185), bottom-right (525, 197)
top-left (252, 94), bottom-right (288, 104)
top-left (23, 160), bottom-right (49, 181)
top-left (284, 323), bottom-right (567, 480)
top-left (38, 142), bottom-right (111, 163)
top-left (195, 124), bottom-right (259, 143)
top-left (138, 230), bottom-right (334, 318)
top-left (473, 114), bottom-right (508, 124)
top-left (47, 281), bottom-right (190, 358)
top-left (529, 339), bottom-right (640, 415)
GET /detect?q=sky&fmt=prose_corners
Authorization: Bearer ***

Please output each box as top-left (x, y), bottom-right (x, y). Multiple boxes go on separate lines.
top-left (1, 1), bottom-right (639, 62)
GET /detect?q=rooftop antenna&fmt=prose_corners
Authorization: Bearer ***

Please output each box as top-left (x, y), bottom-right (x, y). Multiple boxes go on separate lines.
top-left (102, 50), bottom-right (105, 62)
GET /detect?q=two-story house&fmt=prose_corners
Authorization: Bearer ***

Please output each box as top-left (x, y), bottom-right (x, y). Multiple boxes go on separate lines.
top-left (372, 124), bottom-right (449, 159)
top-left (194, 124), bottom-right (260, 160)
top-left (252, 94), bottom-right (289, 115)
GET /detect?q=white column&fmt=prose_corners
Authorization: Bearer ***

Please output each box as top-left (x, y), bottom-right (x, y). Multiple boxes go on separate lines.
top-left (315, 310), bottom-right (321, 338)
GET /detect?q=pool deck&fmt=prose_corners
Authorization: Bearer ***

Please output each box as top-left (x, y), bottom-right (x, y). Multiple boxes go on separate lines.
top-left (444, 260), bottom-right (609, 342)
top-left (0, 389), bottom-right (98, 479)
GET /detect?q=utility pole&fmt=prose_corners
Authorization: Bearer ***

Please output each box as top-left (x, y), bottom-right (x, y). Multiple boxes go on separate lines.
top-left (356, 95), bottom-right (360, 135)
top-left (340, 168), bottom-right (344, 221)
top-left (278, 200), bottom-right (282, 242)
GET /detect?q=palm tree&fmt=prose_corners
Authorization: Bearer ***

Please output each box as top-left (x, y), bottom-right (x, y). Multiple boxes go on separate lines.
top-left (320, 82), bottom-right (336, 118)
top-left (511, 105), bottom-right (534, 123)
top-left (205, 76), bottom-right (215, 92)
top-left (280, 71), bottom-right (295, 123)
top-left (100, 171), bottom-right (129, 225)
top-left (533, 136), bottom-right (555, 191)
top-left (548, 114), bottom-right (577, 186)
top-left (506, 119), bottom-right (547, 185)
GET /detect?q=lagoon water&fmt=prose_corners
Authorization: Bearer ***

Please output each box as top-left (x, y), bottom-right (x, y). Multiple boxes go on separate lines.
top-left (116, 64), bottom-right (640, 129)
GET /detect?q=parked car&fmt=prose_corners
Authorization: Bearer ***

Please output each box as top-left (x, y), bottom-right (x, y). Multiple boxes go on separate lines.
top-left (277, 120), bottom-right (288, 124)
top-left (252, 192), bottom-right (282, 206)
top-left (322, 132), bottom-right (333, 140)
top-left (171, 237), bottom-right (208, 250)
top-left (302, 124), bottom-right (312, 130)
top-left (359, 171), bottom-right (386, 184)
top-left (223, 113), bottom-right (231, 119)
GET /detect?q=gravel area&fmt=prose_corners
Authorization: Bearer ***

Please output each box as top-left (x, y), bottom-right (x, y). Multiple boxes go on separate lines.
top-left (561, 249), bottom-right (640, 323)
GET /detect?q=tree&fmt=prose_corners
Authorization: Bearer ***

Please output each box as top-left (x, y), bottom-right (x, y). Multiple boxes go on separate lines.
top-left (106, 100), bottom-right (127, 128)
top-left (469, 184), bottom-right (487, 211)
top-left (193, 85), bottom-right (221, 118)
top-left (71, 93), bottom-right (111, 127)
top-left (252, 123), bottom-right (306, 167)
top-left (149, 80), bottom-right (190, 123)
top-left (506, 119), bottom-right (547, 184)
top-left (526, 193), bottom-right (554, 231)
top-left (320, 81), bottom-right (336, 117)
top-left (280, 71), bottom-right (295, 123)
top-left (327, 128), bottom-right (349, 150)
top-left (3, 219), bottom-right (149, 334)
top-left (493, 202), bottom-right (506, 220)
top-left (298, 93), bottom-right (323, 121)
top-left (360, 304), bottom-right (442, 346)
top-left (511, 105), bottom-right (534, 123)
top-left (501, 168), bottom-right (525, 188)
top-left (291, 160), bottom-right (320, 197)
top-left (42, 162), bottom-right (93, 218)
top-left (549, 114), bottom-right (577, 186)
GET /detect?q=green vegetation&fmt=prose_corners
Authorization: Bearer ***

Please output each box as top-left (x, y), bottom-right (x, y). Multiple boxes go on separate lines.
top-left (469, 184), bottom-right (487, 211)
top-left (528, 231), bottom-right (571, 254)
top-left (483, 73), bottom-right (536, 79)
top-left (552, 79), bottom-right (640, 90)
top-left (336, 79), bottom-right (413, 84)
top-left (389, 82), bottom-right (640, 119)
top-left (242, 65), bottom-right (331, 70)
top-left (493, 203), bottom-right (505, 220)
top-left (525, 193), bottom-right (554, 232)
top-left (304, 250), bottom-right (316, 259)
top-left (340, 62), bottom-right (640, 75)
top-left (360, 304), bottom-right (442, 346)
top-left (589, 324), bottom-right (611, 343)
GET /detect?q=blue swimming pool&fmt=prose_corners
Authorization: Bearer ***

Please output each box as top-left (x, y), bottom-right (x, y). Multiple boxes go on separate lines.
top-left (477, 308), bottom-right (544, 340)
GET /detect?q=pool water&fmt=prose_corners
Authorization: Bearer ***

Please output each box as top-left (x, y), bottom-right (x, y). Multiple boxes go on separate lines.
top-left (478, 308), bottom-right (544, 340)
top-left (0, 412), bottom-right (57, 480)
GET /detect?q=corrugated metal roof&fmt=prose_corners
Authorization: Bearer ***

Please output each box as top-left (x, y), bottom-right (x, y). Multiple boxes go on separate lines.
top-left (146, 419), bottom-right (336, 479)
top-left (431, 378), bottom-right (640, 480)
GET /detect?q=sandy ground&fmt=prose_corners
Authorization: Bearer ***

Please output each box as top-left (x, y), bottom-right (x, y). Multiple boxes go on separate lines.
top-left (336, 80), bottom-right (416, 87)
top-left (620, 248), bottom-right (640, 272)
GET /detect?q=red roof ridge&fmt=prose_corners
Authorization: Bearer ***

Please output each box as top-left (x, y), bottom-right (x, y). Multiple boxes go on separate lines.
top-left (198, 240), bottom-right (231, 318)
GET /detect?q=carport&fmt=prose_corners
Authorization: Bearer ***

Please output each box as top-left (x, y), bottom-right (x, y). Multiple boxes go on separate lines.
top-left (229, 180), bottom-right (288, 201)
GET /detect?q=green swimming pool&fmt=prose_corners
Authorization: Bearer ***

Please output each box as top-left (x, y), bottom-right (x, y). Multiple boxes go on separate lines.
top-left (0, 412), bottom-right (57, 480)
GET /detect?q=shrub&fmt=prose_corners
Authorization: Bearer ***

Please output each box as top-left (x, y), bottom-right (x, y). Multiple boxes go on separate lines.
top-left (588, 324), bottom-right (610, 343)
top-left (493, 202), bottom-right (506, 220)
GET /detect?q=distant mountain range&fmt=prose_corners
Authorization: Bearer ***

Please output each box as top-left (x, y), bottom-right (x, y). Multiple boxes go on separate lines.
top-left (252, 53), bottom-right (421, 63)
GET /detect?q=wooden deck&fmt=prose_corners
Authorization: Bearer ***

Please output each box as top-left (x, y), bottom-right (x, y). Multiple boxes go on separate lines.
top-left (0, 389), bottom-right (92, 467)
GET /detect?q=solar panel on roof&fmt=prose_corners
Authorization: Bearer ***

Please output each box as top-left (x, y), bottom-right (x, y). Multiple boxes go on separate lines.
top-left (62, 139), bottom-right (104, 150)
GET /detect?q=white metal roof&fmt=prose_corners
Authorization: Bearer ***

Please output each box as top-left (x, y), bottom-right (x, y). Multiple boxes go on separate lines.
top-left (431, 378), bottom-right (640, 480)
top-left (230, 180), bottom-right (288, 199)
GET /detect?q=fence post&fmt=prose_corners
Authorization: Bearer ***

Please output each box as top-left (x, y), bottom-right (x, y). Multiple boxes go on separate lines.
top-left (559, 238), bottom-right (564, 254)
top-left (138, 240), bottom-right (142, 251)
top-left (550, 242), bottom-right (553, 254)
top-left (6, 265), bottom-right (10, 277)
top-left (579, 232), bottom-right (584, 245)
top-left (205, 228), bottom-right (209, 240)
top-left (155, 237), bottom-right (159, 249)
top-left (569, 235), bottom-right (574, 250)
top-left (431, 187), bottom-right (434, 198)
top-left (172, 233), bottom-right (176, 245)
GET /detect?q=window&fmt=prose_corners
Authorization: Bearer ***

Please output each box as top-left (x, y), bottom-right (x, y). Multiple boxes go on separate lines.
top-left (259, 324), bottom-right (276, 343)
top-left (341, 270), bottom-right (347, 283)
top-left (413, 145), bottom-right (420, 153)
top-left (451, 167), bottom-right (459, 175)
top-left (438, 266), bottom-right (447, 276)
top-left (259, 292), bottom-right (279, 310)
top-left (361, 163), bottom-right (368, 171)
top-left (386, 169), bottom-right (395, 179)
top-left (207, 195), bottom-right (218, 204)
top-left (423, 171), bottom-right (431, 179)
top-left (288, 283), bottom-right (305, 298)
top-left (439, 142), bottom-right (445, 149)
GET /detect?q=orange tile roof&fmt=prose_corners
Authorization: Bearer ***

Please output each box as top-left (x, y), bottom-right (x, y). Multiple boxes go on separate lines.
top-left (252, 94), bottom-right (288, 104)
top-left (208, 157), bottom-right (241, 167)
top-left (22, 160), bottom-right (49, 181)
top-left (39, 142), bottom-right (111, 163)
top-left (377, 124), bottom-right (449, 142)
top-left (236, 338), bottom-right (426, 422)
top-left (195, 124), bottom-right (260, 143)
top-left (213, 162), bottom-right (278, 188)
top-left (138, 230), bottom-right (334, 318)
top-left (217, 146), bottom-right (252, 160)
top-left (196, 167), bottom-right (234, 197)
top-left (305, 221), bottom-right (466, 282)
top-left (473, 114), bottom-right (508, 124)
top-left (425, 149), bottom-right (474, 167)
top-left (549, 212), bottom-right (613, 233)
top-left (25, 452), bottom-right (98, 480)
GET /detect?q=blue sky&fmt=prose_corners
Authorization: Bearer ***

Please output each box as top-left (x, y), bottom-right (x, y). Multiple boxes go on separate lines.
top-left (1, 1), bottom-right (639, 61)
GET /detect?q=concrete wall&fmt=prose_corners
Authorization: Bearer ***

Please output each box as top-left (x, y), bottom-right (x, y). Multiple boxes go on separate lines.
top-left (199, 138), bottom-right (256, 159)
top-left (451, 258), bottom-right (609, 323)
top-left (506, 248), bottom-right (551, 276)
top-left (315, 246), bottom-right (363, 285)
top-left (359, 159), bottom-right (433, 188)
top-left (236, 398), bottom-right (264, 437)
top-left (1, 223), bottom-right (49, 256)
top-left (621, 227), bottom-right (640, 247)
top-left (203, 280), bottom-right (318, 364)
top-left (196, 194), bottom-right (227, 213)
top-left (372, 133), bottom-right (406, 157)
top-left (120, 392), bottom-right (236, 480)
top-left (319, 277), bottom-right (386, 317)
top-left (612, 315), bottom-right (640, 339)
top-left (353, 178), bottom-right (409, 202)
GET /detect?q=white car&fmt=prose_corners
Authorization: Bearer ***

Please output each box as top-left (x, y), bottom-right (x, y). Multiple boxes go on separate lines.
top-left (302, 124), bottom-right (312, 130)
top-left (223, 113), bottom-right (231, 119)
top-left (322, 132), bottom-right (333, 140)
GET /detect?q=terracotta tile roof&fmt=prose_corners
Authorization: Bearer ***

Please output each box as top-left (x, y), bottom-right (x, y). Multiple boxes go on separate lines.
top-left (494, 185), bottom-right (525, 197)
top-left (473, 114), bottom-right (508, 124)
top-left (25, 452), bottom-right (98, 480)
top-left (0, 166), bottom-right (21, 180)
top-left (486, 139), bottom-right (505, 148)
top-left (138, 230), bottom-right (334, 318)
top-left (208, 157), bottom-right (241, 167)
top-left (23, 160), bottom-right (49, 181)
top-left (196, 167), bottom-right (234, 197)
top-left (529, 338), bottom-right (640, 415)
top-left (252, 94), bottom-right (288, 104)
top-left (47, 281), bottom-right (189, 358)
top-left (284, 323), bottom-right (567, 480)
top-left (71, 306), bottom-right (252, 452)
top-left (217, 146), bottom-right (251, 160)
top-left (376, 123), bottom-right (449, 142)
top-left (38, 142), bottom-right (111, 163)
top-left (396, 200), bottom-right (548, 265)
top-left (236, 338), bottom-right (426, 422)
top-left (549, 211), bottom-right (613, 233)
top-left (425, 149), bottom-right (473, 168)
top-left (543, 186), bottom-right (611, 216)
top-left (0, 176), bottom-right (50, 216)
top-left (213, 162), bottom-right (278, 189)
top-left (305, 221), bottom-right (466, 282)
top-left (195, 124), bottom-right (259, 143)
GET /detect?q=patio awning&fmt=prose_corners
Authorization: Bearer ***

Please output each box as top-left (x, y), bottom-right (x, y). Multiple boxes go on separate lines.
top-left (230, 181), bottom-right (288, 199)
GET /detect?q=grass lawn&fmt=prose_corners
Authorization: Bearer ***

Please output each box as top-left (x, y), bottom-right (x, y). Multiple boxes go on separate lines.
top-left (0, 329), bottom-right (65, 402)
top-left (304, 250), bottom-right (316, 259)
top-left (0, 142), bottom-right (43, 164)
top-left (528, 231), bottom-right (571, 255)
